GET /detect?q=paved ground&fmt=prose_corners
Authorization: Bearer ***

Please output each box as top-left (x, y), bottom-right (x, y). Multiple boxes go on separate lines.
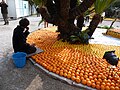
top-left (0, 15), bottom-right (120, 90)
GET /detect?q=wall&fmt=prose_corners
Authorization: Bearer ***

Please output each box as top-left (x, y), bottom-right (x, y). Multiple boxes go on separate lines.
top-left (7, 0), bottom-right (16, 19)
top-left (0, 0), bottom-right (30, 19)
top-left (14, 0), bottom-right (30, 19)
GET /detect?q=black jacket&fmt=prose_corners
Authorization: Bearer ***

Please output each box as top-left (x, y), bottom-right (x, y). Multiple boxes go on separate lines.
top-left (0, 2), bottom-right (8, 14)
top-left (12, 26), bottom-right (30, 53)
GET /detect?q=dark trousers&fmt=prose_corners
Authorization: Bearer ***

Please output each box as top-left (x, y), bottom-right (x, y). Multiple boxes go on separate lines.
top-left (14, 46), bottom-right (36, 55)
top-left (2, 14), bottom-right (9, 24)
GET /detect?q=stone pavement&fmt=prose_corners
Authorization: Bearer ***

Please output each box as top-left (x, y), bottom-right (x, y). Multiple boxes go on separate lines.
top-left (0, 15), bottom-right (120, 90)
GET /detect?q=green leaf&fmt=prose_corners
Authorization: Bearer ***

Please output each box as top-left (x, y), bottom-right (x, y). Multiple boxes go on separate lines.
top-left (94, 0), bottom-right (116, 14)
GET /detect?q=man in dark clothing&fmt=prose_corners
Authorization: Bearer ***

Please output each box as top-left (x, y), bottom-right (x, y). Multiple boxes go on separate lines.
top-left (0, 0), bottom-right (9, 25)
top-left (12, 18), bottom-right (36, 54)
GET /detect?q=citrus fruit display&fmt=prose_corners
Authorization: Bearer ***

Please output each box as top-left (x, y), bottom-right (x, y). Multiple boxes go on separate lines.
top-left (27, 28), bottom-right (120, 90)
top-left (106, 29), bottom-right (120, 39)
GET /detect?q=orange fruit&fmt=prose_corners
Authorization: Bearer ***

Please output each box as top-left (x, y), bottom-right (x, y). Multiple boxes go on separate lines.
top-left (88, 72), bottom-right (92, 76)
top-left (110, 82), bottom-right (115, 87)
top-left (75, 72), bottom-right (79, 76)
top-left (86, 80), bottom-right (92, 87)
top-left (84, 72), bottom-right (88, 75)
top-left (84, 75), bottom-right (88, 79)
top-left (80, 73), bottom-right (84, 77)
top-left (86, 78), bottom-right (90, 81)
top-left (63, 73), bottom-right (67, 77)
top-left (115, 86), bottom-right (120, 90)
top-left (101, 82), bottom-right (106, 86)
top-left (101, 85), bottom-right (105, 90)
top-left (71, 76), bottom-right (76, 81)
top-left (94, 78), bottom-right (98, 82)
top-left (96, 81), bottom-right (100, 85)
top-left (107, 79), bottom-right (111, 83)
top-left (67, 74), bottom-right (71, 79)
top-left (91, 80), bottom-right (95, 83)
top-left (89, 76), bottom-right (93, 80)
top-left (96, 84), bottom-right (100, 89)
top-left (67, 71), bottom-right (72, 74)
top-left (81, 79), bottom-right (87, 85)
top-left (91, 83), bottom-right (96, 88)
top-left (110, 86), bottom-right (115, 90)
top-left (106, 82), bottom-right (110, 86)
top-left (93, 75), bottom-right (97, 79)
top-left (52, 68), bottom-right (56, 72)
top-left (108, 76), bottom-right (112, 80)
top-left (94, 71), bottom-right (98, 75)
top-left (49, 66), bottom-right (53, 71)
top-left (76, 78), bottom-right (81, 83)
top-left (105, 86), bottom-right (110, 90)
top-left (98, 75), bottom-right (102, 79)
top-left (56, 70), bottom-right (59, 74)
top-left (98, 78), bottom-right (102, 83)
top-left (80, 70), bottom-right (84, 74)
top-left (81, 77), bottom-right (84, 80)
top-left (64, 69), bottom-right (68, 73)
top-left (117, 79), bottom-right (120, 84)
top-left (71, 73), bottom-right (75, 77)
top-left (103, 79), bottom-right (107, 83)
top-left (59, 71), bottom-right (64, 76)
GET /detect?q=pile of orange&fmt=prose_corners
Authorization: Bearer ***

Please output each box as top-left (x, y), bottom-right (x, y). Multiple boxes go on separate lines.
top-left (106, 29), bottom-right (120, 39)
top-left (27, 29), bottom-right (120, 90)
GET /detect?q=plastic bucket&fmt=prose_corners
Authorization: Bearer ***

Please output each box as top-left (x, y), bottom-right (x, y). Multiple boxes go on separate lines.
top-left (12, 52), bottom-right (27, 68)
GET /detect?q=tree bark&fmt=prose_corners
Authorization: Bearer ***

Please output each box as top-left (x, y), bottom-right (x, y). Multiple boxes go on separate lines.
top-left (60, 0), bottom-right (70, 21)
top-left (87, 14), bottom-right (101, 37)
top-left (69, 0), bottom-right (96, 19)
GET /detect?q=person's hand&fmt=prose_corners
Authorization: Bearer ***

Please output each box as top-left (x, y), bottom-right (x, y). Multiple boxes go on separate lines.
top-left (26, 27), bottom-right (29, 31)
top-left (31, 43), bottom-right (35, 46)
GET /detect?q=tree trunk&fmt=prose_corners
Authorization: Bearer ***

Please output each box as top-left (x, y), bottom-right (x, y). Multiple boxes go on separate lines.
top-left (76, 15), bottom-right (84, 31)
top-left (109, 18), bottom-right (117, 29)
top-left (69, 0), bottom-right (96, 19)
top-left (106, 18), bottom-right (117, 34)
top-left (39, 0), bottom-right (96, 41)
top-left (87, 14), bottom-right (101, 37)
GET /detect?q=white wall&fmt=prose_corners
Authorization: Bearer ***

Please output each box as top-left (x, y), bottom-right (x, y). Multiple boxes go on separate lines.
top-left (22, 1), bottom-right (29, 16)
top-left (15, 0), bottom-right (29, 18)
top-left (0, 0), bottom-right (30, 19)
top-left (7, 0), bottom-right (16, 19)
top-left (15, 0), bottom-right (24, 18)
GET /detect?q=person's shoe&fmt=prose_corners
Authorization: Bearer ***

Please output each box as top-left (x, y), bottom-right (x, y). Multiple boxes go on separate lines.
top-left (4, 23), bottom-right (7, 25)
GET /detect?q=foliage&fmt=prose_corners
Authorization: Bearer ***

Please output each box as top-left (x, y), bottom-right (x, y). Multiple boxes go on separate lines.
top-left (105, 0), bottom-right (120, 18)
top-left (94, 0), bottom-right (116, 14)
top-left (112, 0), bottom-right (120, 7)
top-left (33, 0), bottom-right (47, 6)
top-left (69, 30), bottom-right (90, 44)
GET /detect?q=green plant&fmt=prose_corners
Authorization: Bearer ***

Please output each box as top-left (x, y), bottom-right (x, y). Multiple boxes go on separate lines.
top-left (69, 30), bottom-right (90, 44)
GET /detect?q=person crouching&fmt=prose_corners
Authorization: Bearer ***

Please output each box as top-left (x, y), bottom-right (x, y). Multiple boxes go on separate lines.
top-left (12, 18), bottom-right (36, 54)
